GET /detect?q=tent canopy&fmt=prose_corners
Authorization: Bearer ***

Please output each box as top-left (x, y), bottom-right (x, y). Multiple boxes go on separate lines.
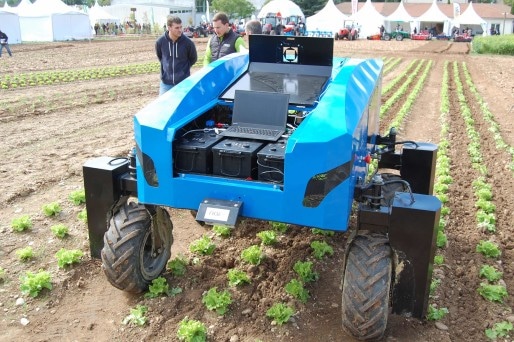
top-left (88, 0), bottom-right (120, 25)
top-left (385, 0), bottom-right (414, 33)
top-left (18, 0), bottom-right (92, 42)
top-left (415, 0), bottom-right (450, 35)
top-left (8, 0), bottom-right (33, 14)
top-left (306, 0), bottom-right (347, 34)
top-left (348, 0), bottom-right (385, 38)
top-left (453, 2), bottom-right (486, 26)
top-left (0, 9), bottom-right (22, 44)
top-left (415, 0), bottom-right (449, 22)
top-left (386, 1), bottom-right (414, 23)
top-left (258, 0), bottom-right (304, 19)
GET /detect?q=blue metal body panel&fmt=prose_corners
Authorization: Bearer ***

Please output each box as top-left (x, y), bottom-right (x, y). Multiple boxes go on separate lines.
top-left (133, 53), bottom-right (383, 232)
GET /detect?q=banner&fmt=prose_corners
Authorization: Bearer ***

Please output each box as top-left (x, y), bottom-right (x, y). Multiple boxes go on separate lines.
top-left (453, 3), bottom-right (461, 18)
top-left (351, 0), bottom-right (358, 15)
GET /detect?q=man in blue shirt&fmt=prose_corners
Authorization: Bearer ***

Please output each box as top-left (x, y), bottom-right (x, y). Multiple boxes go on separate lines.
top-left (156, 15), bottom-right (198, 95)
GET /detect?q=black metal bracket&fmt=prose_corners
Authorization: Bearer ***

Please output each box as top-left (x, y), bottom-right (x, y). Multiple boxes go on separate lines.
top-left (83, 156), bottom-right (137, 258)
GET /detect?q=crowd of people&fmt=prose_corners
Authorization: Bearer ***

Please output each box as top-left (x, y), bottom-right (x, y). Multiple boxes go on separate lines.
top-left (93, 22), bottom-right (153, 35)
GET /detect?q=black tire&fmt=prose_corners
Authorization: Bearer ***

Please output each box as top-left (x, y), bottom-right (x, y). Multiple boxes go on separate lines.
top-left (101, 201), bottom-right (173, 293)
top-left (342, 233), bottom-right (392, 340)
top-left (396, 34), bottom-right (404, 41)
top-left (380, 173), bottom-right (407, 206)
top-left (383, 34), bottom-right (391, 41)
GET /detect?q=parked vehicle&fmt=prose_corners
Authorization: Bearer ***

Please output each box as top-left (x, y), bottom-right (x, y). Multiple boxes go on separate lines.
top-left (335, 20), bottom-right (359, 40)
top-left (83, 35), bottom-right (440, 341)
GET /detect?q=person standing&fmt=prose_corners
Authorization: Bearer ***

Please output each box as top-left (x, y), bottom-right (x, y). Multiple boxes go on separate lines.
top-left (156, 15), bottom-right (198, 95)
top-left (245, 20), bottom-right (262, 36)
top-left (203, 12), bottom-right (245, 66)
top-left (0, 30), bottom-right (13, 57)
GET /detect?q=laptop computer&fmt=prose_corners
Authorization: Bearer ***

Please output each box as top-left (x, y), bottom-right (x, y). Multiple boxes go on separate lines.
top-left (221, 90), bottom-right (290, 142)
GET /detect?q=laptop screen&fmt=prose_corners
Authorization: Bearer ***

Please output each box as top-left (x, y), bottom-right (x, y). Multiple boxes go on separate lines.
top-left (220, 35), bottom-right (333, 107)
top-left (232, 90), bottom-right (290, 128)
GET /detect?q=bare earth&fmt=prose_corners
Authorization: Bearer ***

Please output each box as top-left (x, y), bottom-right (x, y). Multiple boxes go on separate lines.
top-left (0, 36), bottom-right (513, 342)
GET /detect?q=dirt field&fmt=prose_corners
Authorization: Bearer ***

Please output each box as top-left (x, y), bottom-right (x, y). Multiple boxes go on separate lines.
top-left (0, 36), bottom-right (513, 342)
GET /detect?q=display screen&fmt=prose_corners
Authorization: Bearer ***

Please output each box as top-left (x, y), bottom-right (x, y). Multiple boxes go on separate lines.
top-left (220, 35), bottom-right (334, 107)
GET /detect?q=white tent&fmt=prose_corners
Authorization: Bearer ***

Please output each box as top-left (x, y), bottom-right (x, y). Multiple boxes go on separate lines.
top-left (87, 1), bottom-right (120, 26)
top-left (257, 0), bottom-right (304, 19)
top-left (9, 0), bottom-right (34, 14)
top-left (306, 0), bottom-right (348, 34)
top-left (452, 2), bottom-right (487, 35)
top-left (385, 1), bottom-right (414, 33)
top-left (348, 0), bottom-right (385, 38)
top-left (0, 9), bottom-right (22, 44)
top-left (18, 0), bottom-right (92, 42)
top-left (415, 0), bottom-right (451, 36)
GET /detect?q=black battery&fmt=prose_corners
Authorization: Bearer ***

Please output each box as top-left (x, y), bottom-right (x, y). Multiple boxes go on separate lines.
top-left (257, 138), bottom-right (287, 183)
top-left (173, 129), bottom-right (222, 174)
top-left (212, 139), bottom-right (264, 179)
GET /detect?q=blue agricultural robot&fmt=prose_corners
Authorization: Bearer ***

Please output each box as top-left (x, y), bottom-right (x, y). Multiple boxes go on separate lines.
top-left (83, 35), bottom-right (441, 340)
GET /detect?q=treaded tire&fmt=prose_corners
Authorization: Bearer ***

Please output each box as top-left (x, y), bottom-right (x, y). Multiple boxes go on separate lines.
top-left (380, 173), bottom-right (406, 206)
top-left (342, 233), bottom-right (392, 340)
top-left (101, 201), bottom-right (173, 293)
top-left (383, 34), bottom-right (391, 41)
top-left (396, 34), bottom-right (404, 41)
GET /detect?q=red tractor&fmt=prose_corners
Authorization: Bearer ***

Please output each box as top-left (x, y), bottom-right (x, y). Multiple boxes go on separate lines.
top-left (335, 20), bottom-right (359, 40)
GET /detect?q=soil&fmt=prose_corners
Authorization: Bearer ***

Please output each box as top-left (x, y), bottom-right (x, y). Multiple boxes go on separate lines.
top-left (0, 36), bottom-right (513, 342)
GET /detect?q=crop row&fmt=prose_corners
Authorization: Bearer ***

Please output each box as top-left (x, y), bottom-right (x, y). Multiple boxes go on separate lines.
top-left (380, 59), bottom-right (425, 119)
top-left (0, 62), bottom-right (161, 90)
top-left (426, 61), bottom-right (452, 322)
top-left (461, 62), bottom-right (514, 175)
top-left (382, 59), bottom-right (417, 95)
top-left (429, 61), bottom-right (511, 339)
top-left (386, 60), bottom-right (432, 135)
top-left (0, 81), bottom-right (156, 123)
top-left (453, 62), bottom-right (497, 234)
top-left (383, 57), bottom-right (402, 74)
top-left (455, 60), bottom-right (511, 338)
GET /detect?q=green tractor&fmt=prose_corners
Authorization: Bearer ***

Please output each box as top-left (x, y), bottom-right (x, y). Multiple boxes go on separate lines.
top-left (386, 30), bottom-right (411, 41)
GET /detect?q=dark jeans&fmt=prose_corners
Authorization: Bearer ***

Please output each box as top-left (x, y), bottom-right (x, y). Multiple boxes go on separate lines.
top-left (0, 43), bottom-right (12, 57)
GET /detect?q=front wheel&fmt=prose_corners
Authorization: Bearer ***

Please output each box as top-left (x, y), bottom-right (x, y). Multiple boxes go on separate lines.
top-left (383, 34), bottom-right (391, 41)
top-left (101, 200), bottom-right (173, 293)
top-left (342, 233), bottom-right (392, 340)
top-left (396, 34), bottom-right (404, 41)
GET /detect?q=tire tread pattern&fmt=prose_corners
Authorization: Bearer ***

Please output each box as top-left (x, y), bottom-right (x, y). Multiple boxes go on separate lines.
top-left (342, 233), bottom-right (392, 340)
top-left (101, 202), bottom-right (171, 293)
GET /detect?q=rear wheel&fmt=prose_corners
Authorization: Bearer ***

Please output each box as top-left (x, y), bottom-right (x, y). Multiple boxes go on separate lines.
top-left (396, 34), bottom-right (404, 41)
top-left (380, 173), bottom-right (406, 206)
top-left (342, 233), bottom-right (392, 340)
top-left (383, 34), bottom-right (391, 41)
top-left (101, 200), bottom-right (173, 293)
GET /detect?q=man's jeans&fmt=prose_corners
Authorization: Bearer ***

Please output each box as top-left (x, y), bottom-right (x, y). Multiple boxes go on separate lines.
top-left (159, 81), bottom-right (174, 95)
top-left (0, 44), bottom-right (12, 57)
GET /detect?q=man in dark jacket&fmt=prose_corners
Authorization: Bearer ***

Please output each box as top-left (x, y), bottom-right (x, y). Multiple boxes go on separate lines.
top-left (156, 15), bottom-right (198, 95)
top-left (203, 12), bottom-right (245, 66)
top-left (0, 30), bottom-right (13, 57)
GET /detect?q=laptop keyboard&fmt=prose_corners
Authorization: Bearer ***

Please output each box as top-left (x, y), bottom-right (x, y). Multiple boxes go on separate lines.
top-left (229, 126), bottom-right (280, 137)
